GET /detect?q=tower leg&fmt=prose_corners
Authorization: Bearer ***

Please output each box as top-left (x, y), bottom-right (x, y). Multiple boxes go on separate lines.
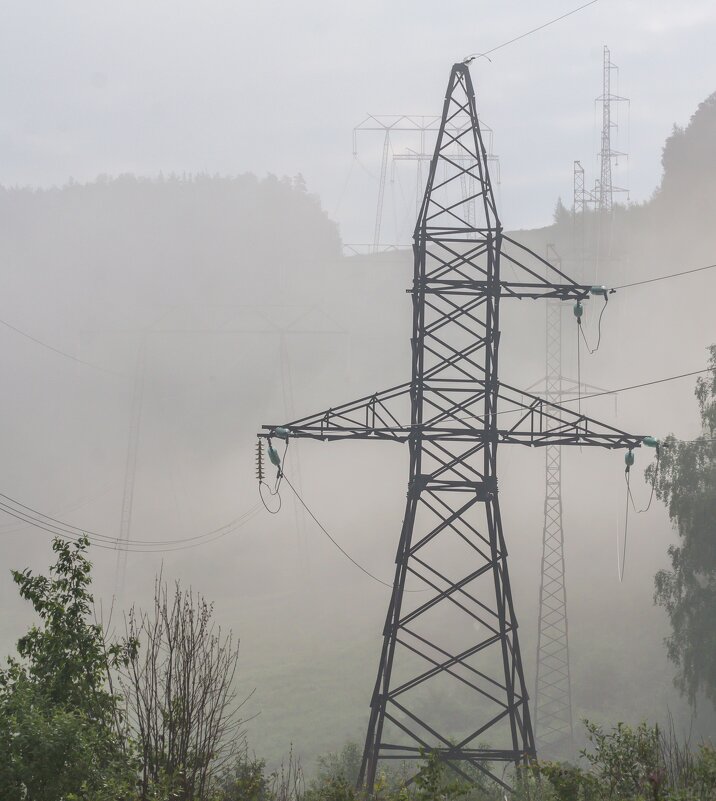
top-left (359, 475), bottom-right (534, 793)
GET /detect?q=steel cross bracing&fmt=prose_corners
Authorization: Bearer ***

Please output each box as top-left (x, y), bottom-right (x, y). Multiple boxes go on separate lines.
top-left (354, 114), bottom-right (497, 250)
top-left (393, 149), bottom-right (500, 223)
top-left (534, 246), bottom-right (574, 756)
top-left (260, 64), bottom-right (644, 792)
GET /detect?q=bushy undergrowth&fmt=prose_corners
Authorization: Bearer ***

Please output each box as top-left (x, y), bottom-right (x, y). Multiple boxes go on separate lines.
top-left (213, 722), bottom-right (716, 801)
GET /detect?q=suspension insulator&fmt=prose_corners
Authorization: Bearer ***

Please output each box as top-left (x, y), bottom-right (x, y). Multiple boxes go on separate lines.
top-left (573, 300), bottom-right (584, 320)
top-left (267, 441), bottom-right (282, 469)
top-left (625, 450), bottom-right (635, 469)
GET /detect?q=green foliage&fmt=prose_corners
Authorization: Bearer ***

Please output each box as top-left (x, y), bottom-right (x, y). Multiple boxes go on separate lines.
top-left (303, 777), bottom-right (358, 801)
top-left (2, 536), bottom-right (135, 710)
top-left (217, 753), bottom-right (273, 801)
top-left (0, 536), bottom-right (136, 801)
top-left (0, 679), bottom-right (134, 801)
top-left (693, 745), bottom-right (716, 796)
top-left (580, 720), bottom-right (661, 798)
top-left (649, 345), bottom-right (716, 705)
top-left (531, 761), bottom-right (601, 801)
top-left (531, 721), bottom-right (716, 801)
top-left (412, 750), bottom-right (470, 801)
top-left (315, 742), bottom-right (362, 788)
top-left (658, 92), bottom-right (716, 222)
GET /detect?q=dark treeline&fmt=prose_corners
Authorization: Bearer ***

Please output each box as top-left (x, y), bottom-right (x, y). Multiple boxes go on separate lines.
top-left (0, 171), bottom-right (341, 317)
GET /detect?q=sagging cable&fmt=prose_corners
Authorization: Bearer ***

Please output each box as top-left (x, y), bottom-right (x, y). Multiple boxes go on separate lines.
top-left (620, 449), bottom-right (635, 583)
top-left (619, 438), bottom-right (662, 582)
top-left (578, 289), bottom-right (609, 355)
top-left (628, 437), bottom-right (662, 514)
top-left (574, 301), bottom-right (583, 417)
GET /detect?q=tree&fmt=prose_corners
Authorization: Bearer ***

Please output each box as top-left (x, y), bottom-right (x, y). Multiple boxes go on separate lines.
top-left (552, 197), bottom-right (571, 227)
top-left (314, 742), bottom-right (362, 788)
top-left (122, 575), bottom-right (246, 800)
top-left (0, 536), bottom-right (135, 801)
top-left (650, 344), bottom-right (716, 705)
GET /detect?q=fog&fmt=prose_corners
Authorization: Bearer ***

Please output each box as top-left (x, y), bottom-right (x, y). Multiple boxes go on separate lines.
top-left (1, 0), bottom-right (715, 773)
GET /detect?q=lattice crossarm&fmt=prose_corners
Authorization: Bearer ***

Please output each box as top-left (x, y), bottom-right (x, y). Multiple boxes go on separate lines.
top-left (496, 382), bottom-right (644, 449)
top-left (260, 381), bottom-right (412, 442)
top-left (412, 280), bottom-right (593, 301)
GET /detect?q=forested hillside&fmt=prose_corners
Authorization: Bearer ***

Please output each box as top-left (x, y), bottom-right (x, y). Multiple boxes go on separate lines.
top-left (0, 172), bottom-right (341, 319)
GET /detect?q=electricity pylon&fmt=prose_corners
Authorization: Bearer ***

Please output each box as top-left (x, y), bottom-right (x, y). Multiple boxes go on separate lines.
top-left (573, 160), bottom-right (598, 219)
top-left (115, 335), bottom-right (147, 601)
top-left (353, 115), bottom-right (497, 250)
top-left (596, 46), bottom-right (628, 212)
top-left (261, 63), bottom-right (644, 791)
top-left (533, 245), bottom-right (573, 756)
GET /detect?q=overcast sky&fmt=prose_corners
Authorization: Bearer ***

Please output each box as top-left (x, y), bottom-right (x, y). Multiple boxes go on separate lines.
top-left (2, 0), bottom-right (715, 241)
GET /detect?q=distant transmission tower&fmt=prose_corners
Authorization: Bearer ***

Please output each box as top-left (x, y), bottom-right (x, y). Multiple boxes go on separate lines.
top-left (115, 336), bottom-right (147, 600)
top-left (353, 115), bottom-right (498, 251)
top-left (572, 160), bottom-right (597, 280)
top-left (534, 245), bottom-right (574, 755)
top-left (596, 46), bottom-right (628, 212)
top-left (573, 160), bottom-right (597, 219)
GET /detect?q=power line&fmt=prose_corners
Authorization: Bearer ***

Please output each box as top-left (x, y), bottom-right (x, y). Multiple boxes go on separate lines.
top-left (465, 0), bottom-right (599, 60)
top-left (0, 256), bottom-right (711, 384)
top-left (0, 368), bottom-right (710, 550)
top-left (560, 368), bottom-right (709, 404)
top-left (0, 490), bottom-right (262, 552)
top-left (457, 367), bottom-right (710, 420)
top-left (612, 262), bottom-right (716, 291)
top-left (0, 316), bottom-right (121, 376)
top-left (281, 473), bottom-right (394, 589)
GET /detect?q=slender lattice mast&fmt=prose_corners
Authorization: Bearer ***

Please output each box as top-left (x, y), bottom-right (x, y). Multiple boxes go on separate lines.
top-left (596, 46), bottom-right (628, 212)
top-left (534, 246), bottom-right (574, 755)
top-left (259, 63), bottom-right (644, 792)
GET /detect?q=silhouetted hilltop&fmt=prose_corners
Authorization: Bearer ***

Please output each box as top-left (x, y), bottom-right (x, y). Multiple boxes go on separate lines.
top-left (0, 172), bottom-right (341, 323)
top-left (657, 90), bottom-right (716, 222)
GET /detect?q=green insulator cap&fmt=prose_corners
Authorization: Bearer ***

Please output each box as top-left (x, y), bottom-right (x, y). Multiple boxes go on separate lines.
top-left (590, 285), bottom-right (608, 297)
top-left (643, 436), bottom-right (659, 448)
top-left (625, 450), bottom-right (635, 467)
top-left (274, 427), bottom-right (290, 439)
top-left (268, 444), bottom-right (281, 468)
top-left (573, 301), bottom-right (583, 318)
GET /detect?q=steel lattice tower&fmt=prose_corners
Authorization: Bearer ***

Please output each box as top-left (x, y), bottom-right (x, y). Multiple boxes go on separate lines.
top-left (534, 246), bottom-right (573, 754)
top-left (596, 46), bottom-right (628, 212)
top-left (260, 63), bottom-right (644, 792)
top-left (115, 336), bottom-right (147, 601)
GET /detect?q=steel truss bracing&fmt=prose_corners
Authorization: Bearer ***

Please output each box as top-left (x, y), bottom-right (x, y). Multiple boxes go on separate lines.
top-left (260, 63), bottom-right (644, 792)
top-left (534, 246), bottom-right (573, 756)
